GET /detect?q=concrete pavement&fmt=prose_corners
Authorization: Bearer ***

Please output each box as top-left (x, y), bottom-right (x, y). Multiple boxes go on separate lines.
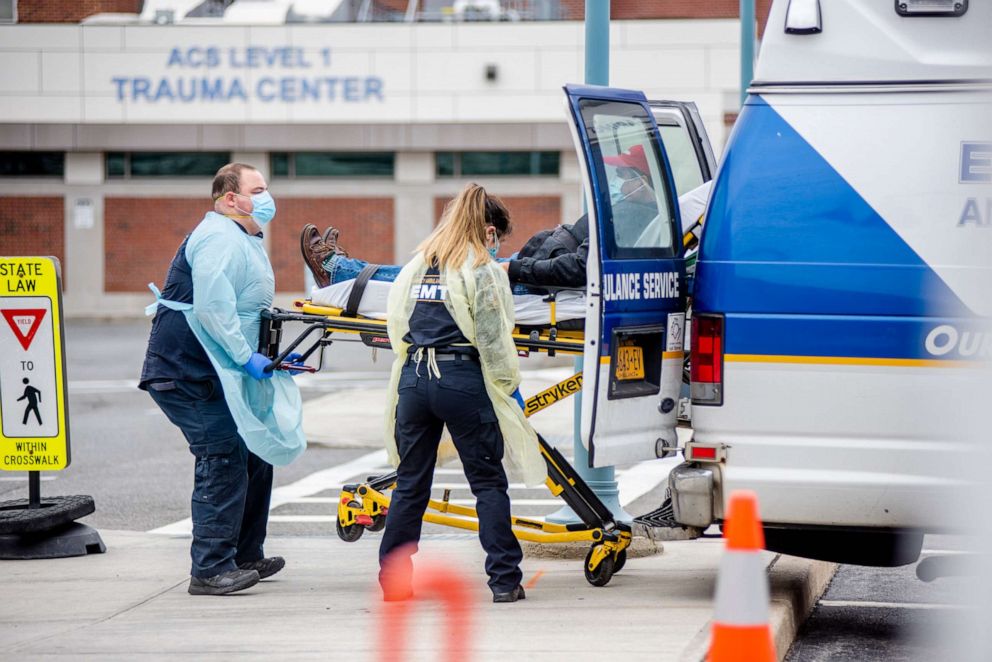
top-left (1, 529), bottom-right (835, 661)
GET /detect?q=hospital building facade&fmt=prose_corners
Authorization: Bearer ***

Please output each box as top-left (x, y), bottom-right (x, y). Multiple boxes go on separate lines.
top-left (0, 0), bottom-right (770, 316)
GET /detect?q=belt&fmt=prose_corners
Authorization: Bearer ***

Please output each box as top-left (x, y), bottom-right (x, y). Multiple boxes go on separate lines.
top-left (405, 352), bottom-right (477, 364)
top-left (432, 353), bottom-right (476, 362)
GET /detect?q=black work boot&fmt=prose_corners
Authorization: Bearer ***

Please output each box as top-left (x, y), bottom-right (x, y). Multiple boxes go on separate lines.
top-left (492, 585), bottom-right (526, 603)
top-left (238, 556), bottom-right (286, 580)
top-left (188, 568), bottom-right (260, 596)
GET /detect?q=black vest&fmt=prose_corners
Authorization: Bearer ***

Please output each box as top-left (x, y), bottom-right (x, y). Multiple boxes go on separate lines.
top-left (403, 266), bottom-right (471, 351)
top-left (138, 236), bottom-right (217, 389)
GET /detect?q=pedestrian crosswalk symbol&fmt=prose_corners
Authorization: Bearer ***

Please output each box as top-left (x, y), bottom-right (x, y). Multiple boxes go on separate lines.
top-left (0, 256), bottom-right (70, 471)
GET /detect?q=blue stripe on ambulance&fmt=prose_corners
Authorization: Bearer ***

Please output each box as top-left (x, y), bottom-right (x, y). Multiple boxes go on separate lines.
top-left (695, 96), bottom-right (971, 327)
top-left (724, 314), bottom-right (986, 362)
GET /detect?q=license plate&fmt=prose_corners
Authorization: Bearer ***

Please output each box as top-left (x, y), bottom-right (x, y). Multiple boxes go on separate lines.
top-left (615, 345), bottom-right (645, 381)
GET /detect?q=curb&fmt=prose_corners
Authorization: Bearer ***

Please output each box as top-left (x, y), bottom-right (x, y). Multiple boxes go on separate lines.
top-left (680, 554), bottom-right (837, 661)
top-left (520, 536), bottom-right (662, 560)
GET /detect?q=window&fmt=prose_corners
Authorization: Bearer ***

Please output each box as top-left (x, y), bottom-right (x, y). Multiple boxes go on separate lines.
top-left (655, 120), bottom-right (705, 197)
top-left (0, 0), bottom-right (15, 23)
top-left (0, 152), bottom-right (64, 177)
top-left (106, 152), bottom-right (231, 178)
top-left (579, 99), bottom-right (676, 258)
top-left (436, 151), bottom-right (560, 177)
top-left (270, 152), bottom-right (394, 178)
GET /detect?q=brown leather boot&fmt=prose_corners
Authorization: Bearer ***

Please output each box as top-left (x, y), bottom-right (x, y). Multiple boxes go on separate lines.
top-left (300, 223), bottom-right (332, 288)
top-left (321, 226), bottom-right (348, 257)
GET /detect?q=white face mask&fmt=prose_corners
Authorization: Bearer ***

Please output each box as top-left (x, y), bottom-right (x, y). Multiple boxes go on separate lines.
top-left (610, 176), bottom-right (647, 205)
top-left (609, 176), bottom-right (625, 203)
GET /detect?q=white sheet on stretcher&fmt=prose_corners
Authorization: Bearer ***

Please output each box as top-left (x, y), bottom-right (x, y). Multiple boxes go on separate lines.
top-left (310, 279), bottom-right (586, 325)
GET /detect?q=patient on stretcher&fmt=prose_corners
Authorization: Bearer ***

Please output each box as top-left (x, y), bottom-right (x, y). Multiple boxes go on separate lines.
top-left (300, 226), bottom-right (586, 325)
top-left (299, 177), bottom-right (711, 326)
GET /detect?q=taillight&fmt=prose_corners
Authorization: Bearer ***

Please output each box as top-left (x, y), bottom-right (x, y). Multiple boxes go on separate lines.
top-left (691, 314), bottom-right (724, 406)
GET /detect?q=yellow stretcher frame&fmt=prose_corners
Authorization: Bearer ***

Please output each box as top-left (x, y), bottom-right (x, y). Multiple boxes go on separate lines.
top-left (258, 304), bottom-right (632, 587)
top-left (292, 300), bottom-right (586, 357)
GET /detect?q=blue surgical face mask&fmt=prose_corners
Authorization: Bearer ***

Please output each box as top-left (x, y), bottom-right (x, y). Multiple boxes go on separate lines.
top-left (237, 191), bottom-right (276, 226)
top-left (487, 234), bottom-right (500, 259)
top-left (609, 176), bottom-right (625, 204)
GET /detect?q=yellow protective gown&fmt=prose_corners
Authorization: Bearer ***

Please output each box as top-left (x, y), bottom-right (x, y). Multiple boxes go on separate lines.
top-left (383, 250), bottom-right (547, 487)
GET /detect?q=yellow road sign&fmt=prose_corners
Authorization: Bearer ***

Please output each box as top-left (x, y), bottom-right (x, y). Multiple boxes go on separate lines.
top-left (0, 257), bottom-right (70, 471)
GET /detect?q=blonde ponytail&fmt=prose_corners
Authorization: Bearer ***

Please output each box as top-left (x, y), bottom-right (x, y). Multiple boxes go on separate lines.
top-left (417, 183), bottom-right (511, 271)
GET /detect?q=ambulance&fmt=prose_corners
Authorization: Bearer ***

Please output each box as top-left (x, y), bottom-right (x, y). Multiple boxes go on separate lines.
top-left (666, 0), bottom-right (992, 565)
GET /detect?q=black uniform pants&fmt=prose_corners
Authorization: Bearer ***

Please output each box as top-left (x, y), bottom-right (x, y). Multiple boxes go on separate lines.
top-left (379, 357), bottom-right (523, 594)
top-left (148, 378), bottom-right (273, 579)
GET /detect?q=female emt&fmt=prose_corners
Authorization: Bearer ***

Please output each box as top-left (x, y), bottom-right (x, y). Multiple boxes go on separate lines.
top-left (378, 183), bottom-right (547, 603)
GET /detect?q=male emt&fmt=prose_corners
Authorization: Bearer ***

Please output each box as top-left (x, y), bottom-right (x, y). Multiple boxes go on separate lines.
top-left (139, 163), bottom-right (292, 596)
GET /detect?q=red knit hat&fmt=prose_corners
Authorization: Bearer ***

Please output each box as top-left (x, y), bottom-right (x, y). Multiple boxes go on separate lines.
top-left (603, 144), bottom-right (650, 175)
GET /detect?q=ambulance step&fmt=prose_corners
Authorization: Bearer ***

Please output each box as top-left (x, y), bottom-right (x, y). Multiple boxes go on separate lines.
top-left (631, 497), bottom-right (703, 541)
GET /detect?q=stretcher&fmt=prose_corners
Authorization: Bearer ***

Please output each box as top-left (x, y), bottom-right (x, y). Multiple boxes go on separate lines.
top-left (258, 292), bottom-right (634, 587)
top-left (261, 286), bottom-right (587, 363)
top-left (310, 278), bottom-right (588, 327)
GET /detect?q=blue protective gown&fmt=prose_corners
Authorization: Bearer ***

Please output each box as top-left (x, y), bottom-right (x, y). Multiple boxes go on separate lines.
top-left (146, 211), bottom-right (306, 466)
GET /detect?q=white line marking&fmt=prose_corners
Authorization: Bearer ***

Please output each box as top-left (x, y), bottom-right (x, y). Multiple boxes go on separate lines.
top-left (452, 499), bottom-right (560, 507)
top-left (0, 476), bottom-right (56, 482)
top-left (921, 549), bottom-right (972, 555)
top-left (276, 497), bottom-right (566, 509)
top-left (430, 482), bottom-right (543, 491)
top-left (819, 600), bottom-right (967, 610)
top-left (283, 497), bottom-right (338, 504)
top-left (69, 379), bottom-right (139, 393)
top-left (267, 503), bottom-right (563, 522)
top-left (148, 450), bottom-right (389, 536)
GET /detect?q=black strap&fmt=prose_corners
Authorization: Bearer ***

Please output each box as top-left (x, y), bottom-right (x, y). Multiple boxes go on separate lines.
top-left (344, 264), bottom-right (380, 318)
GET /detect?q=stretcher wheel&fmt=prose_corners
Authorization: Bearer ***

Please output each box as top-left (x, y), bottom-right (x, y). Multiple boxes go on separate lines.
top-left (336, 517), bottom-right (364, 542)
top-left (613, 549), bottom-right (627, 574)
top-left (369, 514), bottom-right (387, 532)
top-left (335, 501), bottom-right (365, 542)
top-left (584, 545), bottom-right (615, 587)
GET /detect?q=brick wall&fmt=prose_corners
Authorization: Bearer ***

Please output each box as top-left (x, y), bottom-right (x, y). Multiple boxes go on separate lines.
top-left (270, 197), bottom-right (395, 293)
top-left (104, 197), bottom-right (207, 293)
top-left (433, 195), bottom-right (562, 259)
top-left (17, 0), bottom-right (141, 22)
top-left (104, 197), bottom-right (395, 294)
top-left (16, 0), bottom-right (771, 26)
top-left (561, 0), bottom-right (773, 34)
top-left (0, 196), bottom-right (65, 274)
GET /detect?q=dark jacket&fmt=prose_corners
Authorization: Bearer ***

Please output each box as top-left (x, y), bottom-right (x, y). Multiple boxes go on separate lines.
top-left (507, 214), bottom-right (588, 289)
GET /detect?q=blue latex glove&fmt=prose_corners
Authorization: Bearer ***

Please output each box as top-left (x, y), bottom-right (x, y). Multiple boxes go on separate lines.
top-left (243, 352), bottom-right (274, 380)
top-left (511, 388), bottom-right (526, 411)
top-left (283, 352), bottom-right (307, 375)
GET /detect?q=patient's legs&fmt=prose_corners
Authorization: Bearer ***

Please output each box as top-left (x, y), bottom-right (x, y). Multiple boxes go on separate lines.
top-left (304, 225), bottom-right (541, 295)
top-left (323, 254), bottom-right (403, 285)
top-left (302, 224), bottom-right (402, 288)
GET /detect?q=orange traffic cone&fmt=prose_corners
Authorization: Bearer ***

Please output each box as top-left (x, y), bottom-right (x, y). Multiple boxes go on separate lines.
top-left (708, 490), bottom-right (776, 662)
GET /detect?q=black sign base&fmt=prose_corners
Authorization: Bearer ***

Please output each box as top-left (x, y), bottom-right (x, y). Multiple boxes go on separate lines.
top-left (0, 522), bottom-right (106, 560)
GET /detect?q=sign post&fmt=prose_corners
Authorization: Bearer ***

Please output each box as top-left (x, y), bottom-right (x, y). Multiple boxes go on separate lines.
top-left (0, 256), bottom-right (103, 559)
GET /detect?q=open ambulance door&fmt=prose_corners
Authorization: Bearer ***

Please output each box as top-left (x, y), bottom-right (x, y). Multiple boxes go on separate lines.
top-left (564, 84), bottom-right (691, 468)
